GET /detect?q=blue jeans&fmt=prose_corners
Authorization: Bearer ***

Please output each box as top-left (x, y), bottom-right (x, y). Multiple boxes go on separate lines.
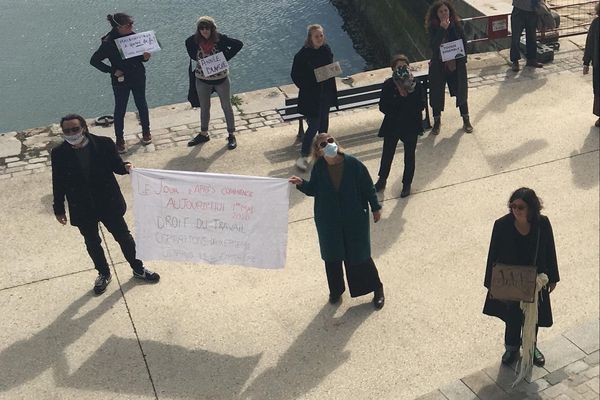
top-left (300, 96), bottom-right (331, 157)
top-left (112, 81), bottom-right (150, 142)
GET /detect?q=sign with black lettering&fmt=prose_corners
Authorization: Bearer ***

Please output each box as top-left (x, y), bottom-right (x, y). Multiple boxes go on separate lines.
top-left (490, 263), bottom-right (537, 303)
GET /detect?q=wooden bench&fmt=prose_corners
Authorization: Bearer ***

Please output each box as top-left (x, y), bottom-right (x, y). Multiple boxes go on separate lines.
top-left (277, 70), bottom-right (431, 137)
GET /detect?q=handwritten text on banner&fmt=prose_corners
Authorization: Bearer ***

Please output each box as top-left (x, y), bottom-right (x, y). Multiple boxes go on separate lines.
top-left (440, 39), bottom-right (466, 62)
top-left (115, 31), bottom-right (161, 59)
top-left (131, 168), bottom-right (290, 269)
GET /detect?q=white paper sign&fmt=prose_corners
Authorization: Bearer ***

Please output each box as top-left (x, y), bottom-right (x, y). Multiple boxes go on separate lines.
top-left (199, 52), bottom-right (229, 77)
top-left (314, 61), bottom-right (343, 83)
top-left (492, 19), bottom-right (508, 32)
top-left (131, 168), bottom-right (290, 269)
top-left (440, 39), bottom-right (466, 62)
top-left (115, 31), bottom-right (161, 59)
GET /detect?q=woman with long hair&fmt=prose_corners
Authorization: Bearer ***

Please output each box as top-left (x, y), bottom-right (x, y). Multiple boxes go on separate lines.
top-left (583, 2), bottom-right (599, 127)
top-left (90, 13), bottom-right (152, 153)
top-left (291, 24), bottom-right (339, 171)
top-left (289, 133), bottom-right (385, 309)
top-left (483, 188), bottom-right (559, 367)
top-left (185, 16), bottom-right (243, 150)
top-left (425, 1), bottom-right (473, 135)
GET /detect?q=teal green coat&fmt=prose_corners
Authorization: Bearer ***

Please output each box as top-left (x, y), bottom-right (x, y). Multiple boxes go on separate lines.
top-left (297, 154), bottom-right (381, 263)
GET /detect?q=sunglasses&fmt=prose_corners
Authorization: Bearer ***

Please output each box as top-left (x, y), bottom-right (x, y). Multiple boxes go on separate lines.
top-left (318, 137), bottom-right (335, 148)
top-left (119, 21), bottom-right (134, 28)
top-left (510, 203), bottom-right (527, 211)
top-left (62, 126), bottom-right (82, 134)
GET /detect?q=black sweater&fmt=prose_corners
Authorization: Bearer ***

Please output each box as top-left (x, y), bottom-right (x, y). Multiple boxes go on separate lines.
top-left (90, 30), bottom-right (147, 86)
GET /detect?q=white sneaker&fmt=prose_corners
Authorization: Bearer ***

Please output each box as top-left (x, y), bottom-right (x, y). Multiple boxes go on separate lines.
top-left (295, 156), bottom-right (308, 171)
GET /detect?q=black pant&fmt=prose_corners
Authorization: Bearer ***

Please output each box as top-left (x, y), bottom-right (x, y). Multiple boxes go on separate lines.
top-left (112, 81), bottom-right (150, 142)
top-left (504, 301), bottom-right (539, 350)
top-left (510, 8), bottom-right (538, 63)
top-left (301, 92), bottom-right (331, 156)
top-left (378, 135), bottom-right (417, 185)
top-left (324, 258), bottom-right (382, 298)
top-left (77, 214), bottom-right (143, 276)
top-left (433, 103), bottom-right (469, 118)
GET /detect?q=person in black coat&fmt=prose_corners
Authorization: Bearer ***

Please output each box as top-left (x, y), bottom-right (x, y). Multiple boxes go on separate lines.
top-left (185, 16), bottom-right (243, 150)
top-left (291, 24), bottom-right (339, 171)
top-left (483, 187), bottom-right (559, 367)
top-left (425, 1), bottom-right (473, 135)
top-left (375, 54), bottom-right (425, 198)
top-left (583, 2), bottom-right (599, 127)
top-left (51, 114), bottom-right (160, 295)
top-left (90, 13), bottom-right (153, 153)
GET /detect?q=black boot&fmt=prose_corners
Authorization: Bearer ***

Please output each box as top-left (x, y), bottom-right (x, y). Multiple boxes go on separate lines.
top-left (373, 286), bottom-right (385, 310)
top-left (431, 117), bottom-right (441, 135)
top-left (400, 184), bottom-right (411, 198)
top-left (462, 115), bottom-right (474, 133)
top-left (374, 178), bottom-right (386, 192)
top-left (501, 349), bottom-right (519, 365)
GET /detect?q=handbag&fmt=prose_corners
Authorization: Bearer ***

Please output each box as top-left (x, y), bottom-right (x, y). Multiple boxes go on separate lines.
top-left (489, 227), bottom-right (540, 303)
top-left (536, 1), bottom-right (557, 31)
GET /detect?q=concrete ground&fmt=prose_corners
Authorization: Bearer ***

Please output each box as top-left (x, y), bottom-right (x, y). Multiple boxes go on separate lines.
top-left (0, 40), bottom-right (598, 399)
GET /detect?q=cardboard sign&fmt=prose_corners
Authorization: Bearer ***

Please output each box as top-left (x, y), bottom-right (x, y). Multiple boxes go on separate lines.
top-left (490, 263), bottom-right (537, 303)
top-left (314, 61), bottom-right (342, 83)
top-left (114, 31), bottom-right (161, 59)
top-left (131, 168), bottom-right (290, 269)
top-left (440, 39), bottom-right (466, 62)
top-left (199, 52), bottom-right (229, 77)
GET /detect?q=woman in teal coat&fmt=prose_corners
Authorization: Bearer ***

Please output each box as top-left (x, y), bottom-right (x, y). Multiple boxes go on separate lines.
top-left (289, 133), bottom-right (385, 309)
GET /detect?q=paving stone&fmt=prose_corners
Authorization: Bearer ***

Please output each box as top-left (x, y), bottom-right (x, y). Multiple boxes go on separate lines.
top-left (4, 157), bottom-right (20, 163)
top-left (565, 361), bottom-right (591, 375)
top-left (24, 163), bottom-right (45, 170)
top-left (6, 160), bottom-right (27, 168)
top-left (173, 136), bottom-right (192, 142)
top-left (264, 120), bottom-right (279, 126)
top-left (440, 380), bottom-right (478, 400)
top-left (28, 157), bottom-right (47, 164)
top-left (266, 114), bottom-right (282, 120)
top-left (241, 113), bottom-right (259, 119)
top-left (564, 320), bottom-right (600, 354)
top-left (574, 383), bottom-right (591, 394)
top-left (236, 119), bottom-right (249, 125)
top-left (0, 173), bottom-right (12, 180)
top-left (11, 170), bottom-right (33, 177)
top-left (584, 351), bottom-right (599, 366)
top-left (542, 335), bottom-right (587, 372)
top-left (259, 110), bottom-right (278, 116)
top-left (187, 122), bottom-right (201, 128)
top-left (462, 370), bottom-right (507, 400)
top-left (248, 118), bottom-right (264, 124)
top-left (247, 123), bottom-right (264, 129)
top-left (585, 377), bottom-right (598, 393)
top-left (6, 166), bottom-right (25, 174)
top-left (547, 369), bottom-right (571, 385)
top-left (151, 128), bottom-right (170, 136)
top-left (584, 366), bottom-right (599, 379)
top-left (214, 123), bottom-right (229, 130)
top-left (170, 125), bottom-right (188, 131)
top-left (564, 373), bottom-right (591, 388)
top-left (582, 391), bottom-right (598, 399)
top-left (415, 390), bottom-right (448, 400)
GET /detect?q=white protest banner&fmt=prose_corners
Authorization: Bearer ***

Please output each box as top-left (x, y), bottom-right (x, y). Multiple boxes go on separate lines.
top-left (314, 61), bottom-right (342, 83)
top-left (199, 52), bottom-right (229, 77)
top-left (115, 31), bottom-right (161, 59)
top-left (131, 168), bottom-right (289, 269)
top-left (440, 39), bottom-right (466, 62)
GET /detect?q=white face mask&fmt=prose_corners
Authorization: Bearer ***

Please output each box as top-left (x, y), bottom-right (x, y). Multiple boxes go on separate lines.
top-left (64, 132), bottom-right (85, 146)
top-left (323, 142), bottom-right (338, 158)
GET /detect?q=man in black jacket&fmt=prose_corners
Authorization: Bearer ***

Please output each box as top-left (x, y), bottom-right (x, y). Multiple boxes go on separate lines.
top-left (51, 114), bottom-right (160, 294)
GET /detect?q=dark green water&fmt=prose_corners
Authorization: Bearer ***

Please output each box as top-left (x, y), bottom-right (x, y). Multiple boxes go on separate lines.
top-left (0, 0), bottom-right (369, 132)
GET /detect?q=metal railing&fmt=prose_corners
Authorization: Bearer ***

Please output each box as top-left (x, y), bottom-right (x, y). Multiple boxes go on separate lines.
top-left (462, 1), bottom-right (597, 45)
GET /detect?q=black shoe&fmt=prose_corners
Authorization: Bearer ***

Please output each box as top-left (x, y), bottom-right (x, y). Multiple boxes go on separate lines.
top-left (188, 133), bottom-right (210, 147)
top-left (329, 293), bottom-right (342, 305)
top-left (227, 135), bottom-right (237, 150)
top-left (133, 267), bottom-right (160, 283)
top-left (94, 273), bottom-right (112, 295)
top-left (374, 179), bottom-right (386, 192)
top-left (526, 60), bottom-right (543, 68)
top-left (501, 349), bottom-right (519, 365)
top-left (400, 184), bottom-right (411, 198)
top-left (373, 286), bottom-right (385, 310)
top-left (511, 61), bottom-right (520, 72)
top-left (533, 347), bottom-right (545, 367)
top-left (462, 116), bottom-right (474, 133)
top-left (431, 119), bottom-right (441, 135)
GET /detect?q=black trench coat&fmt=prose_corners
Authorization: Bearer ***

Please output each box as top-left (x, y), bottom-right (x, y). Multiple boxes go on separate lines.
top-left (483, 214), bottom-right (560, 327)
top-left (428, 22), bottom-right (469, 112)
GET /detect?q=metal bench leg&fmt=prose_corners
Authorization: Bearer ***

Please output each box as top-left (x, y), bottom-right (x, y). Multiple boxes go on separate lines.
top-left (297, 119), bottom-right (305, 139)
top-left (422, 89), bottom-right (432, 130)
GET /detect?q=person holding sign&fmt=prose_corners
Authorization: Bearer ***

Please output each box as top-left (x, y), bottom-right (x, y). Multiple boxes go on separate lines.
top-left (289, 133), bottom-right (385, 309)
top-left (291, 24), bottom-right (339, 171)
top-left (90, 13), bottom-right (153, 153)
top-left (482, 188), bottom-right (559, 367)
top-left (425, 1), bottom-right (473, 135)
top-left (51, 114), bottom-right (160, 295)
top-left (185, 16), bottom-right (243, 150)
top-left (374, 54), bottom-right (425, 198)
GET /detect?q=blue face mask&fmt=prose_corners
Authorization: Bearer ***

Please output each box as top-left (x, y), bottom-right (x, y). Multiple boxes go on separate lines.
top-left (323, 142), bottom-right (338, 158)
